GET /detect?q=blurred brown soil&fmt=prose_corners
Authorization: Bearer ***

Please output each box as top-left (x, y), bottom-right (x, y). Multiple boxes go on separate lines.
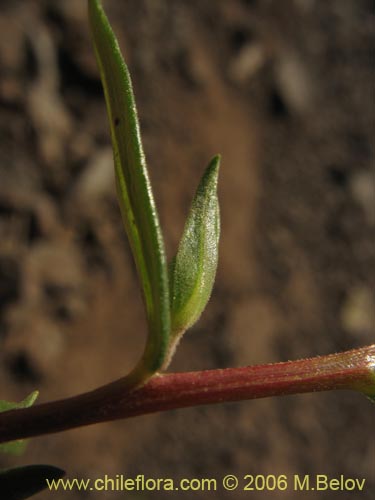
top-left (0, 1), bottom-right (374, 499)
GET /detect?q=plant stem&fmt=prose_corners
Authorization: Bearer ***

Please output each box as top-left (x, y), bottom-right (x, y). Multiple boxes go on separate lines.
top-left (0, 345), bottom-right (374, 444)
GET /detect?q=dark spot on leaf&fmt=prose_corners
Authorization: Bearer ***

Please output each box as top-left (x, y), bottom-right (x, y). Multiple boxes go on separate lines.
top-left (114, 117), bottom-right (120, 126)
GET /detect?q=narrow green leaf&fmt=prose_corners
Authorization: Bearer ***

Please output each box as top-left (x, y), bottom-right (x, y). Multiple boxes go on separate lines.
top-left (165, 155), bottom-right (220, 367)
top-left (0, 464), bottom-right (65, 500)
top-left (0, 392), bottom-right (38, 455)
top-left (88, 0), bottom-right (170, 377)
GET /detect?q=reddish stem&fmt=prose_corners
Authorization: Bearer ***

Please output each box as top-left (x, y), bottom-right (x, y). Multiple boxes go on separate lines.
top-left (0, 345), bottom-right (374, 444)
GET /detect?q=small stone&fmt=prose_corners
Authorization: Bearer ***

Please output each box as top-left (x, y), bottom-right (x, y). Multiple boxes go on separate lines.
top-left (274, 50), bottom-right (315, 114)
top-left (350, 170), bottom-right (375, 225)
top-left (72, 148), bottom-right (115, 203)
top-left (341, 286), bottom-right (375, 338)
top-left (229, 43), bottom-right (266, 83)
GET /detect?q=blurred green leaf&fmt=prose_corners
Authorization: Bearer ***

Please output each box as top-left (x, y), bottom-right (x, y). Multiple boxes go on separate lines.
top-left (88, 0), bottom-right (170, 377)
top-left (0, 392), bottom-right (38, 455)
top-left (0, 464), bottom-right (65, 500)
top-left (165, 155), bottom-right (220, 366)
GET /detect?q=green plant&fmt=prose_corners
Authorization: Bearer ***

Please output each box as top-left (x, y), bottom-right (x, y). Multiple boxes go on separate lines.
top-left (0, 0), bottom-right (374, 497)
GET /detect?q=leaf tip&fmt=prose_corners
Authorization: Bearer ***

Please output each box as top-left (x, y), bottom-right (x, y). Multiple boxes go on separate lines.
top-left (206, 154), bottom-right (221, 184)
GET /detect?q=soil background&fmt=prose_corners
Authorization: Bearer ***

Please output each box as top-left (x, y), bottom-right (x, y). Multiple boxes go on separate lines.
top-left (0, 1), bottom-right (374, 499)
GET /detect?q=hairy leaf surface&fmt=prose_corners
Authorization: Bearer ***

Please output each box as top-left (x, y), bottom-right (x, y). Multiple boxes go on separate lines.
top-left (165, 155), bottom-right (220, 366)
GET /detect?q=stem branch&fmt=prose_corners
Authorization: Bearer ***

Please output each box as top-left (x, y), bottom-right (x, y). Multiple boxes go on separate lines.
top-left (0, 345), bottom-right (374, 444)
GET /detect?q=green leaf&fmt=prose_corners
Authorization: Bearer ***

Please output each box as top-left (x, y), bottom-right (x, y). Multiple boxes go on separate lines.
top-left (0, 392), bottom-right (38, 455)
top-left (0, 464), bottom-right (65, 500)
top-left (165, 155), bottom-right (220, 367)
top-left (88, 0), bottom-right (170, 378)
